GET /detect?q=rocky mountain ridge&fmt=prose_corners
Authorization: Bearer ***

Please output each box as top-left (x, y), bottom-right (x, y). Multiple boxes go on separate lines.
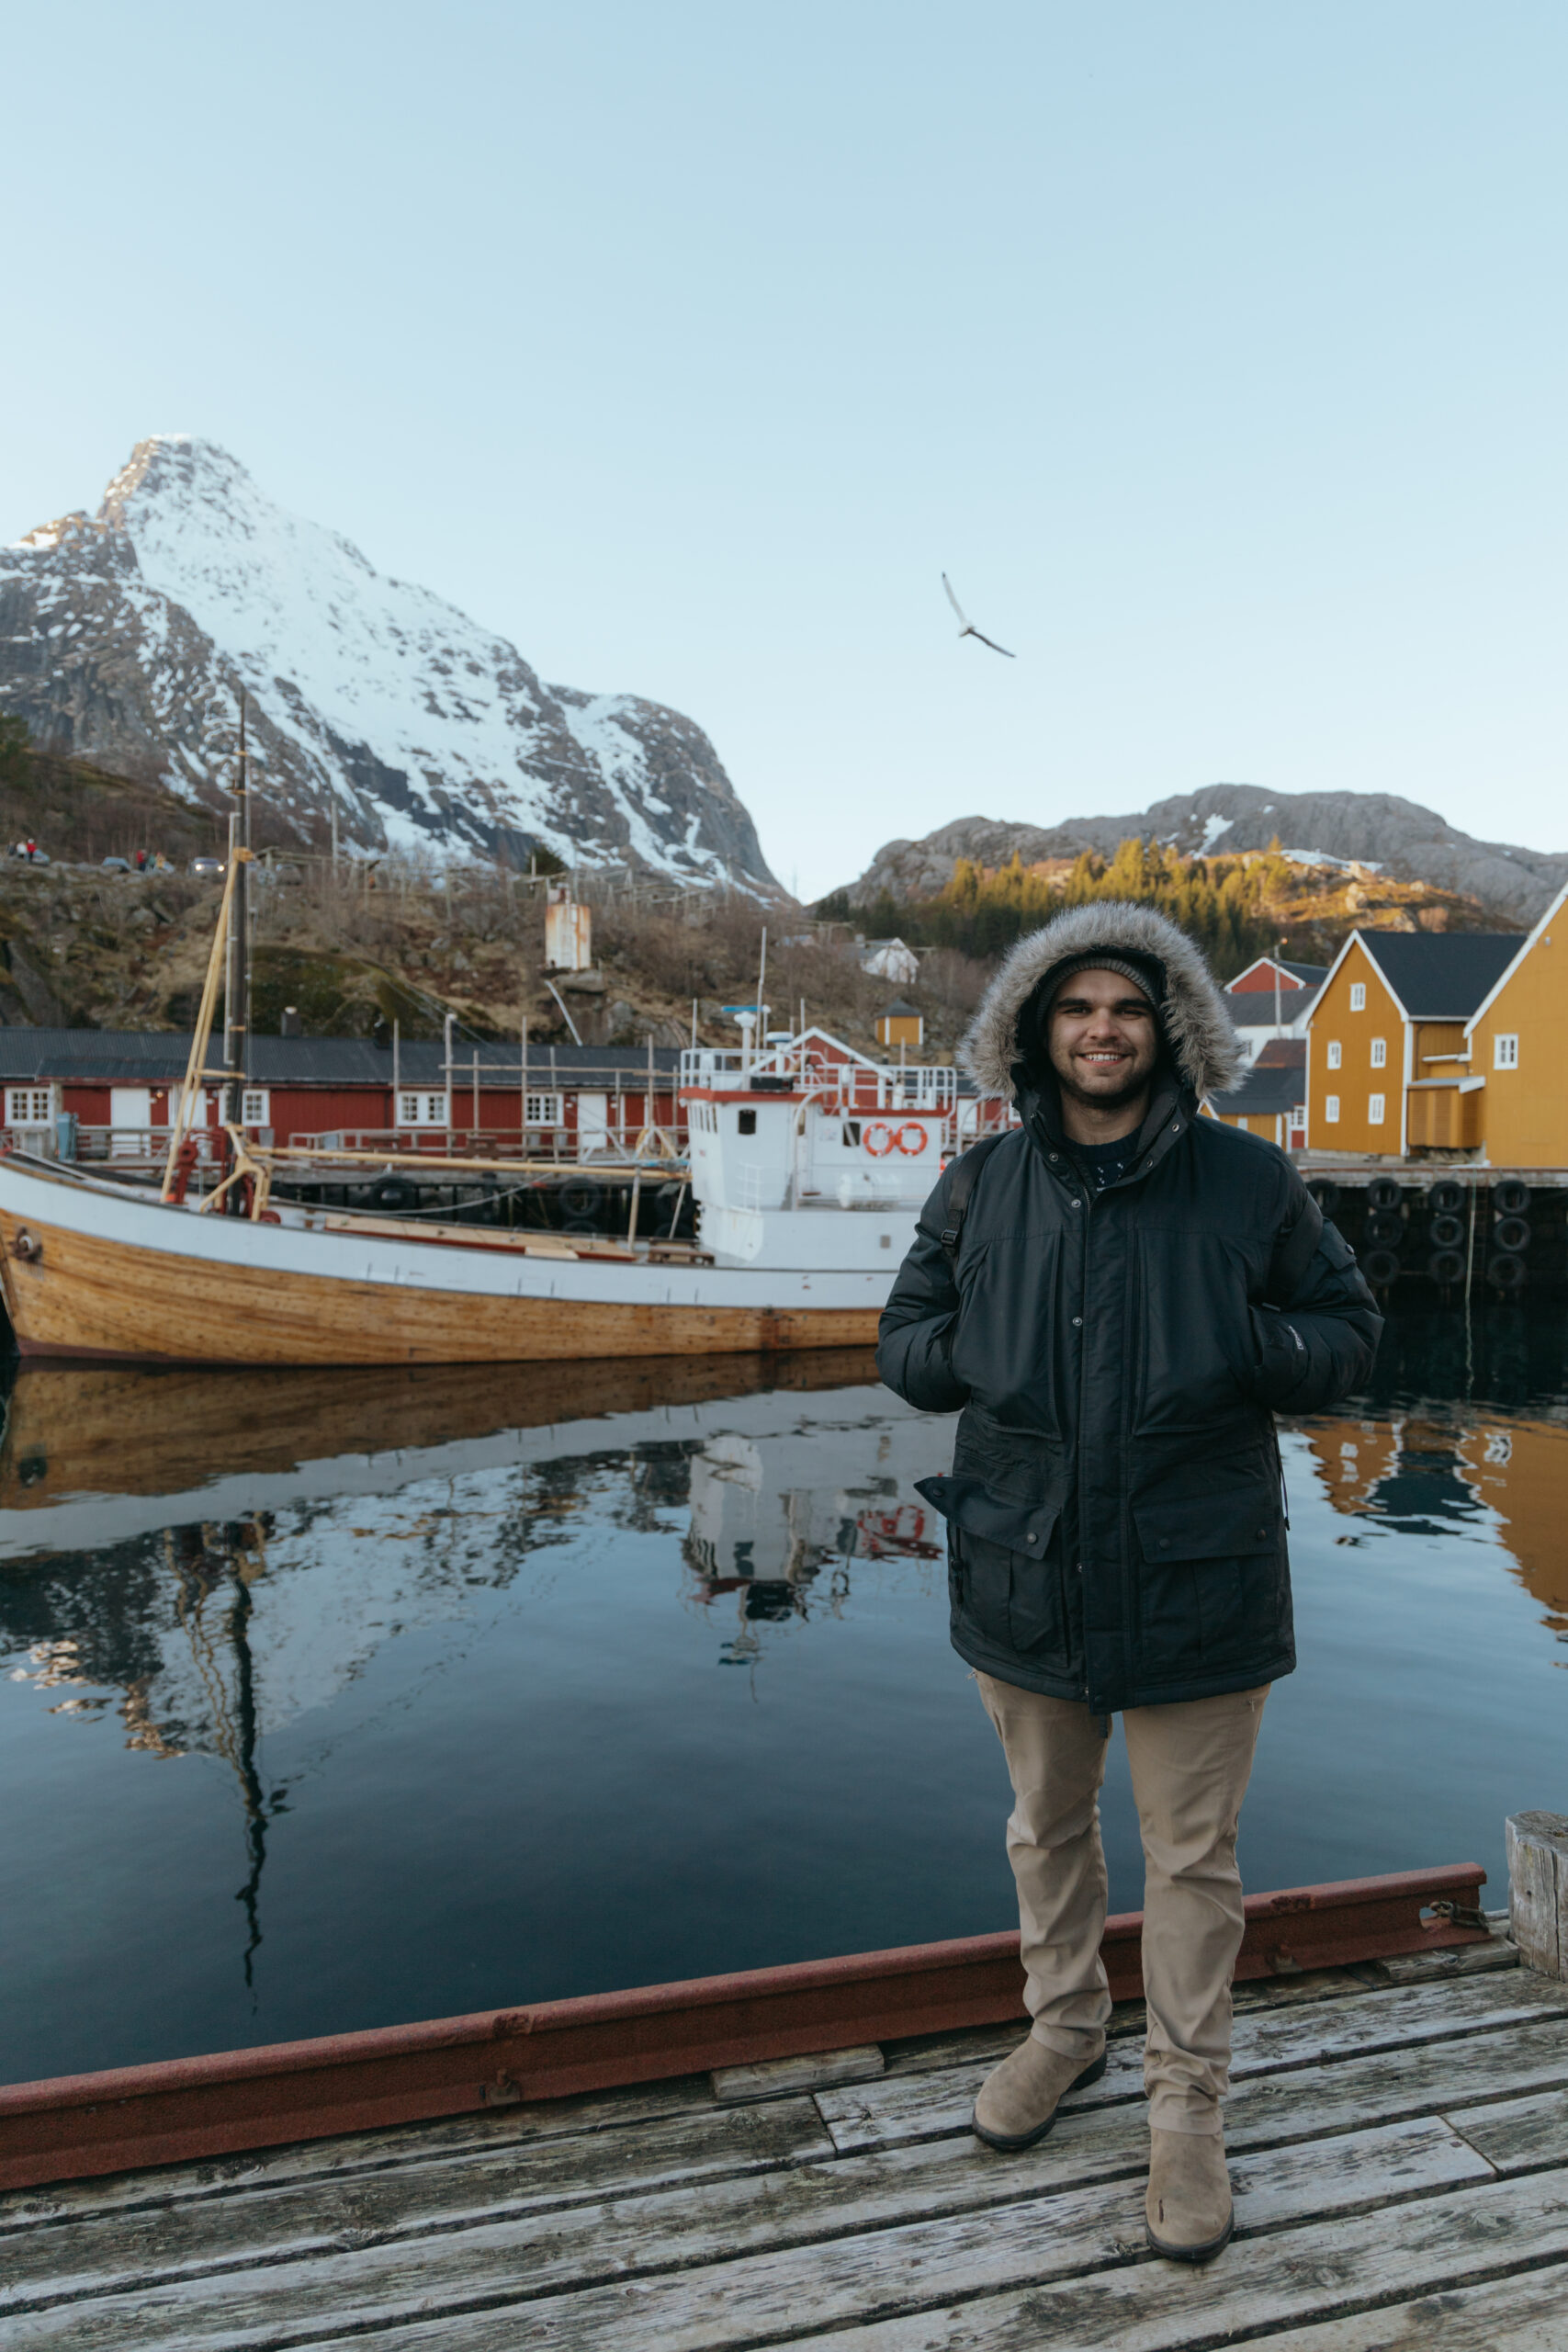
top-left (838, 785), bottom-right (1567, 928)
top-left (0, 436), bottom-right (773, 887)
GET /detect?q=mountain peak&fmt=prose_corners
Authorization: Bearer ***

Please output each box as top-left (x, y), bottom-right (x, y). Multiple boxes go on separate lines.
top-left (0, 439), bottom-right (773, 885)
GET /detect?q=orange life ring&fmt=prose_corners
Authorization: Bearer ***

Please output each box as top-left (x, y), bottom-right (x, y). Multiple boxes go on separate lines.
top-left (863, 1121), bottom-right (897, 1157)
top-left (895, 1123), bottom-right (929, 1155)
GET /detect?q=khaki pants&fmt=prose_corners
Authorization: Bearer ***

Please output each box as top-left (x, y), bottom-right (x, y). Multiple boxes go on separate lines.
top-left (976, 1672), bottom-right (1269, 2135)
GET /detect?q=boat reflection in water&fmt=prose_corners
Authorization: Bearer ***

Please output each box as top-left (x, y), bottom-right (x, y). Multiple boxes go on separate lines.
top-left (0, 1344), bottom-right (950, 1763)
top-left (2, 1312), bottom-right (1566, 2086)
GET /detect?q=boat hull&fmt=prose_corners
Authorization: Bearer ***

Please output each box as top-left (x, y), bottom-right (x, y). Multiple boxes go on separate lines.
top-left (0, 1164), bottom-right (888, 1365)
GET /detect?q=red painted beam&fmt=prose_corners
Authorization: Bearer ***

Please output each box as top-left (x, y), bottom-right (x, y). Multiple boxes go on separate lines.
top-left (0, 1862), bottom-right (1488, 2190)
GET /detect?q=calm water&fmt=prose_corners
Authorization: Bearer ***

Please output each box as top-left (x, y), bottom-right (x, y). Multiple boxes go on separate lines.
top-left (1, 1317), bottom-right (1564, 2085)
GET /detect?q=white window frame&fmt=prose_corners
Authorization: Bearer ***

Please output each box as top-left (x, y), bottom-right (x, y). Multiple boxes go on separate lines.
top-left (1368, 1091), bottom-right (1386, 1125)
top-left (5, 1085), bottom-right (57, 1127)
top-left (1325, 1040), bottom-right (1342, 1070)
top-left (1494, 1033), bottom-right (1519, 1069)
top-left (240, 1088), bottom-right (270, 1125)
top-left (1370, 1037), bottom-right (1386, 1069)
top-left (397, 1090), bottom-right (449, 1126)
top-left (524, 1091), bottom-right (564, 1126)
top-left (1325, 1094), bottom-right (1340, 1124)
top-left (1349, 982), bottom-right (1367, 1012)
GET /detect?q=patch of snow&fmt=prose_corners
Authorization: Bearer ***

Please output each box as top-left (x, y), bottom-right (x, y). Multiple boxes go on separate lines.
top-left (1279, 848), bottom-right (1383, 874)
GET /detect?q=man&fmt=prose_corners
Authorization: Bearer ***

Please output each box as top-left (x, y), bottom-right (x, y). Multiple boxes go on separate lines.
top-left (877, 902), bottom-right (1380, 2263)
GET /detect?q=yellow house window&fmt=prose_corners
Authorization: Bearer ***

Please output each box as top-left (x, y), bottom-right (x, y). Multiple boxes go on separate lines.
top-left (1325, 1094), bottom-right (1340, 1123)
top-left (1349, 983), bottom-right (1367, 1012)
top-left (1370, 1037), bottom-right (1387, 1069)
top-left (1494, 1034), bottom-right (1519, 1070)
top-left (1368, 1092), bottom-right (1386, 1125)
top-left (1326, 1041), bottom-right (1342, 1069)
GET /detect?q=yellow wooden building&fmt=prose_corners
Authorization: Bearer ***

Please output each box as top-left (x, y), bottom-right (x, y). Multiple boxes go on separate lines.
top-left (1304, 930), bottom-right (1524, 1158)
top-left (1461, 882), bottom-right (1568, 1169)
top-left (874, 998), bottom-right (925, 1050)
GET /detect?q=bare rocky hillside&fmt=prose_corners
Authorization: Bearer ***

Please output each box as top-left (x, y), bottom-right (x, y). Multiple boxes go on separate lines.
top-left (839, 785), bottom-right (1566, 929)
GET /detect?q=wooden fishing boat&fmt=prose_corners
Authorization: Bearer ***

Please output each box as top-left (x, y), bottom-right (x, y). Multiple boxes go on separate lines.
top-left (0, 849), bottom-right (986, 1363)
top-left (0, 1150), bottom-right (907, 1363)
top-left (0, 1037), bottom-right (966, 1363)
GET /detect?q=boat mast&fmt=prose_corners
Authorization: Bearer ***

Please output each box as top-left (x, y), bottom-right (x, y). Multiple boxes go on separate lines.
top-left (223, 692), bottom-right (253, 1128)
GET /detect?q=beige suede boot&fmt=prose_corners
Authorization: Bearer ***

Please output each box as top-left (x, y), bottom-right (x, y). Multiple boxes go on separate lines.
top-left (971, 2034), bottom-right (1107, 2151)
top-left (1145, 2125), bottom-right (1234, 2260)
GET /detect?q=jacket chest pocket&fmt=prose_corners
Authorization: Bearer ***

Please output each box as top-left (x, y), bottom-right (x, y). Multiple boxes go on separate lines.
top-left (1133, 1231), bottom-right (1259, 1434)
top-left (950, 1231), bottom-right (1064, 1433)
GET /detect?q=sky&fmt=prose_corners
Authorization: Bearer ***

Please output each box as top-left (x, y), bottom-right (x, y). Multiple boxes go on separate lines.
top-left (4, 2), bottom-right (1564, 898)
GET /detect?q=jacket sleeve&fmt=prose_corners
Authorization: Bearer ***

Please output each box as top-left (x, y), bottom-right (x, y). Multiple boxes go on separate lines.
top-left (1248, 1182), bottom-right (1382, 1413)
top-left (876, 1165), bottom-right (971, 1413)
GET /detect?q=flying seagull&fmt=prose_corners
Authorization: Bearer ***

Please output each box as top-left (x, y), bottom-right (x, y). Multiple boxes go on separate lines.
top-left (942, 572), bottom-right (1015, 658)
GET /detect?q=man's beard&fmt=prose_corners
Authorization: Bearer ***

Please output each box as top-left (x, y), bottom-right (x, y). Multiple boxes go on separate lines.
top-left (1050, 1052), bottom-right (1157, 1112)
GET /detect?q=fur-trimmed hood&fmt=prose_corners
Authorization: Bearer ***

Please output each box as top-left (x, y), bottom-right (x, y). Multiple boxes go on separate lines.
top-left (958, 900), bottom-right (1244, 1100)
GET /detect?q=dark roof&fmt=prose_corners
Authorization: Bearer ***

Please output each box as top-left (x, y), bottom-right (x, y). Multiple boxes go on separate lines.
top-left (1219, 1061), bottom-right (1305, 1116)
top-left (878, 998), bottom-right (921, 1018)
top-left (0, 1028), bottom-right (684, 1085)
top-left (1227, 981), bottom-right (1324, 1027)
top-left (1255, 1037), bottom-right (1307, 1070)
top-left (1356, 933), bottom-right (1525, 1018)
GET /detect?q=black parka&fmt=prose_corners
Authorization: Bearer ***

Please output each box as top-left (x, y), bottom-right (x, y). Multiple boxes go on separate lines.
top-left (877, 920), bottom-right (1382, 1714)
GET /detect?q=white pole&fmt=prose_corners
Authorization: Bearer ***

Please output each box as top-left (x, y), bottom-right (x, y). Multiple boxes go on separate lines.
top-left (392, 1018), bottom-right (400, 1123)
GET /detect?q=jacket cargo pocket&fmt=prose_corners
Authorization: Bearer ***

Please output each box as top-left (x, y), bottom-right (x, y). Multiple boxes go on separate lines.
top-left (1132, 1487), bottom-right (1283, 1673)
top-left (920, 1476), bottom-right (1066, 1662)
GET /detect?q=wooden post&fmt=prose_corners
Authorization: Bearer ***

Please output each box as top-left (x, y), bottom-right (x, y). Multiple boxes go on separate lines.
top-left (1506, 1812), bottom-right (1568, 1976)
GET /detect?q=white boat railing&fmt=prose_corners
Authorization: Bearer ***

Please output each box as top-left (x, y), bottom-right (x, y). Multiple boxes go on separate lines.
top-left (680, 1046), bottom-right (959, 1110)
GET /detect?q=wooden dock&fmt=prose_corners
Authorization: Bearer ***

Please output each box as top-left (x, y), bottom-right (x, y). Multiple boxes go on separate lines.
top-left (4, 1924), bottom-right (1565, 2348)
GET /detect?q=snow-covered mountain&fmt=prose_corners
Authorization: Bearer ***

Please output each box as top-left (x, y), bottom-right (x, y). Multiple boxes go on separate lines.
top-left (0, 436), bottom-right (773, 884)
top-left (836, 786), bottom-right (1568, 927)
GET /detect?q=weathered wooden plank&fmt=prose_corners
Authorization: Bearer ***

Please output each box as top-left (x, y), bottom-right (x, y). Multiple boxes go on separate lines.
top-left (711, 2047), bottom-right (884, 2104)
top-left (0, 2118), bottom-right (1491, 2350)
top-left (0, 2075), bottom-right (723, 2233)
top-left (1508, 1811), bottom-right (1568, 1978)
top-left (817, 1968), bottom-right (1568, 2152)
top-left (0, 2097), bottom-right (833, 2311)
top-left (12, 2013), bottom-right (1563, 2320)
top-left (1213, 2260), bottom-right (1568, 2349)
top-left (1377, 1934), bottom-right (1518, 1985)
top-left (1449, 2086), bottom-right (1568, 2176)
top-left (738, 2170), bottom-right (1568, 2352)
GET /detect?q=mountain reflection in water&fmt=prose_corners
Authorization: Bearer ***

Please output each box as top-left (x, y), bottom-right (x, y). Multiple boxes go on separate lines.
top-left (1, 1311), bottom-right (1563, 2085)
